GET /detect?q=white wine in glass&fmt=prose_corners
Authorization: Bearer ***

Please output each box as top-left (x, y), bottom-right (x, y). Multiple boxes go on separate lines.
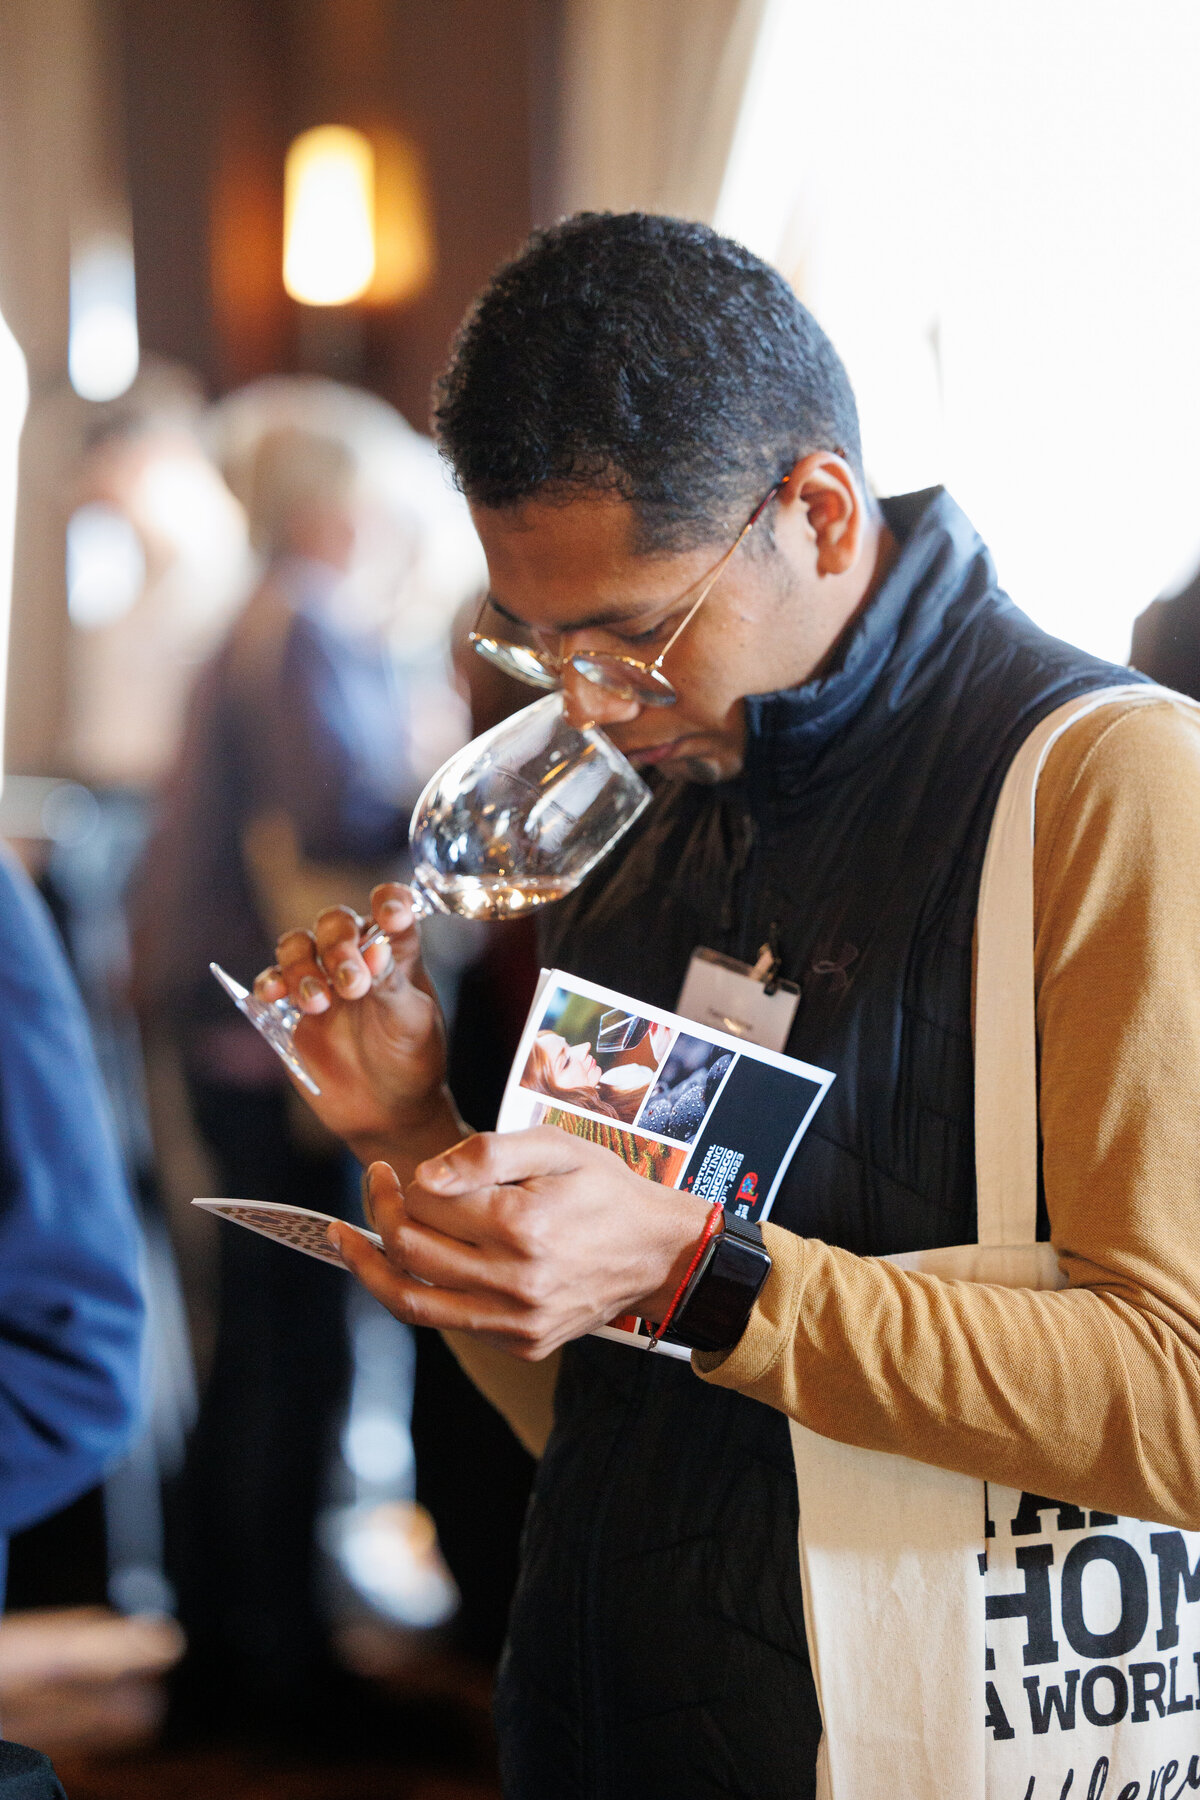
top-left (211, 693), bottom-right (652, 1094)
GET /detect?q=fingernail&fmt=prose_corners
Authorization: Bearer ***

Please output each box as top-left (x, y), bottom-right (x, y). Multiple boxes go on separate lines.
top-left (326, 1223), bottom-right (343, 1254)
top-left (300, 976), bottom-right (326, 1005)
top-left (421, 1161), bottom-right (455, 1190)
top-left (334, 962), bottom-right (359, 993)
top-left (380, 899), bottom-right (410, 926)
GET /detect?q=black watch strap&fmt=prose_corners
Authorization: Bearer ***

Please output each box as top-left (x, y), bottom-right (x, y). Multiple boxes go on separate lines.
top-left (662, 1212), bottom-right (772, 1354)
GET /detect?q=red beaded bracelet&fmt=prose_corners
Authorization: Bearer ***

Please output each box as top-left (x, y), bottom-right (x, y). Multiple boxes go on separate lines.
top-left (646, 1201), bottom-right (726, 1349)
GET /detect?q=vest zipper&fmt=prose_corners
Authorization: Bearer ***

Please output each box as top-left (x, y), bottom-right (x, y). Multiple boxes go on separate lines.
top-left (721, 805), bottom-right (758, 960)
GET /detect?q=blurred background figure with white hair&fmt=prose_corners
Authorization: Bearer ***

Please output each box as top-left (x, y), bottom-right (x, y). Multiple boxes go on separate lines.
top-left (131, 376), bottom-right (482, 1740)
top-left (64, 358), bottom-right (251, 799)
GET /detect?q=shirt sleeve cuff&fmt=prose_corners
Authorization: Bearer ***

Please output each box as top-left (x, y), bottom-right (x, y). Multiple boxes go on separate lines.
top-left (691, 1221), bottom-right (808, 1388)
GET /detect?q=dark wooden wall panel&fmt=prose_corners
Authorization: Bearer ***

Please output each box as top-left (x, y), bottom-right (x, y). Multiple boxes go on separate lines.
top-left (116, 0), bottom-right (552, 429)
top-left (376, 0), bottom-right (539, 424)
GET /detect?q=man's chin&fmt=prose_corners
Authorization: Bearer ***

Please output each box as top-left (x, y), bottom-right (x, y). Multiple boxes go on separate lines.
top-left (661, 752), bottom-right (741, 785)
top-left (625, 733), bottom-right (743, 785)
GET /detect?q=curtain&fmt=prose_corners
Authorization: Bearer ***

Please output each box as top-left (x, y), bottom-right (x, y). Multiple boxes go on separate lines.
top-left (554, 0), bottom-right (769, 223)
top-left (0, 0), bottom-right (125, 776)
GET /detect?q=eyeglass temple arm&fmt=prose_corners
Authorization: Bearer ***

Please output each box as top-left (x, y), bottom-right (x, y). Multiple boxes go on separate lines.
top-left (650, 476), bottom-right (788, 671)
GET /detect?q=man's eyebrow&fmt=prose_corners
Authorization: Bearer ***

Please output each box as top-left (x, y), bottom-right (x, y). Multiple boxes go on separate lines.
top-left (485, 592), bottom-right (670, 632)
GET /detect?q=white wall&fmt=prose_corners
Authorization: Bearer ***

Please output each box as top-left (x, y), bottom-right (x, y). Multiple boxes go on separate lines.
top-left (716, 0), bottom-right (1200, 662)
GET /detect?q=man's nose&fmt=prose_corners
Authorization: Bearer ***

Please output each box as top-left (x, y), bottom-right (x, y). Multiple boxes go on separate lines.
top-left (560, 656), bottom-right (642, 731)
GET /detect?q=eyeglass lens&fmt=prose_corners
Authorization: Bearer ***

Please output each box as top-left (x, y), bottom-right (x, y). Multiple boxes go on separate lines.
top-left (470, 634), bottom-right (560, 690)
top-left (566, 652), bottom-right (677, 705)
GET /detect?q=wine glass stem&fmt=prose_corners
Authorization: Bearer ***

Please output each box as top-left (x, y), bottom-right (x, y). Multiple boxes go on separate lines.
top-left (276, 995), bottom-right (303, 1031)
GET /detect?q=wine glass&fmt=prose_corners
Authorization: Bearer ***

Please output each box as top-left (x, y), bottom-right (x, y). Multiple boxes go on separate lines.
top-left (596, 1009), bottom-right (651, 1055)
top-left (210, 693), bottom-right (652, 1095)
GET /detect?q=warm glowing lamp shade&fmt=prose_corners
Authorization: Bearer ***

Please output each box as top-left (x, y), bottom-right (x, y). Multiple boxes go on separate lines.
top-left (283, 126), bottom-right (376, 306)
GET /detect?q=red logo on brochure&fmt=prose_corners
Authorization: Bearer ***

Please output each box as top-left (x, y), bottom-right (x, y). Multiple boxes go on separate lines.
top-left (735, 1172), bottom-right (758, 1203)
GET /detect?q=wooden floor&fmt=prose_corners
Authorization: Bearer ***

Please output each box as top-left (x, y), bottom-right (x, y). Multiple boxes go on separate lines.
top-left (0, 1611), bottom-right (503, 1800)
top-left (53, 1751), bottom-right (501, 1800)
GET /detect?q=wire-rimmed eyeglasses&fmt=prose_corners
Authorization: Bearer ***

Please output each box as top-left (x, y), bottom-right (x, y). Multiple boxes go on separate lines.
top-left (469, 475), bottom-right (789, 709)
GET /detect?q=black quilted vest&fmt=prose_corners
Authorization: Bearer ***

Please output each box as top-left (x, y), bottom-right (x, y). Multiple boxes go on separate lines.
top-left (494, 489), bottom-right (1142, 1799)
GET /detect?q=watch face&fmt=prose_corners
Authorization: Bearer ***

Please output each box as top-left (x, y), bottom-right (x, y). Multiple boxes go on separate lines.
top-left (665, 1225), bottom-right (771, 1353)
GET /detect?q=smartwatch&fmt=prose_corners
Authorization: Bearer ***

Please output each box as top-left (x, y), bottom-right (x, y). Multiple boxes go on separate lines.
top-left (662, 1212), bottom-right (772, 1353)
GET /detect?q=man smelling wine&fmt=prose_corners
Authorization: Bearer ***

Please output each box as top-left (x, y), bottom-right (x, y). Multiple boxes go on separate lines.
top-left (247, 215), bottom-right (1200, 1797)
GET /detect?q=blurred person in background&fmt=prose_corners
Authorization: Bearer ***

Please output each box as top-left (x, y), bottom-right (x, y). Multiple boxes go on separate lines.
top-left (132, 378), bottom-right (481, 1735)
top-left (0, 843), bottom-right (145, 1601)
top-left (1, 359), bottom-right (240, 1638)
top-left (54, 361), bottom-right (249, 1204)
top-left (65, 357), bottom-right (251, 800)
top-left (1131, 554), bottom-right (1200, 697)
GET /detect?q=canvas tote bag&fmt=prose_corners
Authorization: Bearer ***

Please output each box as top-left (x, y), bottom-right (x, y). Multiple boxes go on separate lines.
top-left (789, 684), bottom-right (1200, 1800)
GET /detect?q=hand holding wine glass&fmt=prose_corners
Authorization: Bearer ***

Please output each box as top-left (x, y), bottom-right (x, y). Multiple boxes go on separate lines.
top-left (250, 883), bottom-right (468, 1179)
top-left (216, 693), bottom-right (650, 1099)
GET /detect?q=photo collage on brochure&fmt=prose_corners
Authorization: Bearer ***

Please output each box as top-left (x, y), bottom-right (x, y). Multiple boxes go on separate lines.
top-left (496, 970), bottom-right (834, 1354)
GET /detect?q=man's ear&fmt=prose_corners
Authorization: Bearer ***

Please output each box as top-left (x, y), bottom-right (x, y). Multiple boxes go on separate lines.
top-left (781, 451), bottom-right (864, 577)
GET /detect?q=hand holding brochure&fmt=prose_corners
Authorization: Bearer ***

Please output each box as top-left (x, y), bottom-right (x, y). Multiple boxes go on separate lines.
top-left (496, 968), bottom-right (834, 1357)
top-left (193, 967), bottom-right (833, 1363)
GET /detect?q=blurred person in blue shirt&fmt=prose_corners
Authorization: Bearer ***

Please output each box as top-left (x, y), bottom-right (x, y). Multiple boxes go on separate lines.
top-left (132, 382), bottom-right (482, 1733)
top-left (0, 844), bottom-right (144, 1599)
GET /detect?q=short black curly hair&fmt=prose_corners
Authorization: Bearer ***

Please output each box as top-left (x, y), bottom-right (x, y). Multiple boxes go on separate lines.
top-left (434, 212), bottom-right (863, 554)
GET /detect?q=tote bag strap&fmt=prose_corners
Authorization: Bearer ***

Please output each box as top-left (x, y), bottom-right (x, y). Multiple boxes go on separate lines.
top-left (973, 681), bottom-right (1183, 1247)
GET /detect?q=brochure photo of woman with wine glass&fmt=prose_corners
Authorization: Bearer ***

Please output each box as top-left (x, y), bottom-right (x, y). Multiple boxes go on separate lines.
top-left (518, 989), bottom-right (673, 1123)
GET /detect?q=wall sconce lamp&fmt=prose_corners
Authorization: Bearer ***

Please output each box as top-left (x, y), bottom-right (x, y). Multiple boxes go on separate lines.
top-left (283, 125), bottom-right (434, 310)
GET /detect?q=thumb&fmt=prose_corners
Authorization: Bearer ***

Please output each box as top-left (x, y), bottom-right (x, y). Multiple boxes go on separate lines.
top-left (365, 1158), bottom-right (404, 1231)
top-left (327, 1219), bottom-right (385, 1277)
top-left (416, 1125), bottom-right (586, 1195)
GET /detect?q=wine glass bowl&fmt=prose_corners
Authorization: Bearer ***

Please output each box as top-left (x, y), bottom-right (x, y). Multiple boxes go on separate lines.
top-left (212, 694), bottom-right (652, 1093)
top-left (405, 692), bottom-right (651, 921)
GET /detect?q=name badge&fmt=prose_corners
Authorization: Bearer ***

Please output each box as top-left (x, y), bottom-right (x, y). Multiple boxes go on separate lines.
top-left (676, 945), bottom-right (800, 1054)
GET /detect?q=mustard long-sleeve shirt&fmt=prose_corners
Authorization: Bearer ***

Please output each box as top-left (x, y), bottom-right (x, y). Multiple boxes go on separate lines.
top-left (451, 696), bottom-right (1200, 1528)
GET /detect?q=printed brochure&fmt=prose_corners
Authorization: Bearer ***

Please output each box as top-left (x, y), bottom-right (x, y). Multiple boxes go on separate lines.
top-left (496, 968), bottom-right (835, 1358)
